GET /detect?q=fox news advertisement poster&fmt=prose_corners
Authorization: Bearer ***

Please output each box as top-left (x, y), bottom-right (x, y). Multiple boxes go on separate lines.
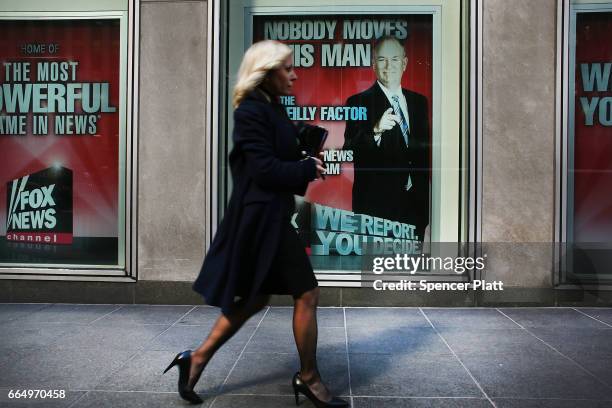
top-left (0, 19), bottom-right (121, 266)
top-left (570, 9), bottom-right (612, 275)
top-left (252, 13), bottom-right (433, 270)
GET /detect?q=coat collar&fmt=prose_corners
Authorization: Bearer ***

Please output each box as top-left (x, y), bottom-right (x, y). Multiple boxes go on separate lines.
top-left (246, 87), bottom-right (276, 104)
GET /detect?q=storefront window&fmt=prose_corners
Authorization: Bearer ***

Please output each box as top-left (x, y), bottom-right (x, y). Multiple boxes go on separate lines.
top-left (220, 1), bottom-right (468, 283)
top-left (0, 1), bottom-right (134, 276)
top-left (562, 0), bottom-right (612, 283)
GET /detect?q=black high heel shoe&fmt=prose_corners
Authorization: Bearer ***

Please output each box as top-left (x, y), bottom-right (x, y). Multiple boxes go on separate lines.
top-left (163, 350), bottom-right (203, 404)
top-left (292, 372), bottom-right (349, 407)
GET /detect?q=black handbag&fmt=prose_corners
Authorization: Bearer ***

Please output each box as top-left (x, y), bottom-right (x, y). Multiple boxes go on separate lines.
top-left (296, 122), bottom-right (328, 157)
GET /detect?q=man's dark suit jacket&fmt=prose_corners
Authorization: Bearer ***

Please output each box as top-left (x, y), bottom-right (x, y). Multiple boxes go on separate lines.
top-left (343, 82), bottom-right (430, 240)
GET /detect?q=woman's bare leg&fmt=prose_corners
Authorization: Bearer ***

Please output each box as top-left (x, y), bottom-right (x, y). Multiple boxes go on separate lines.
top-left (188, 295), bottom-right (270, 388)
top-left (293, 287), bottom-right (332, 401)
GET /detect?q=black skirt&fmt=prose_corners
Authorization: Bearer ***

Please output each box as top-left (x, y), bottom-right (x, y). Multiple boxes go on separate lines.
top-left (259, 221), bottom-right (318, 297)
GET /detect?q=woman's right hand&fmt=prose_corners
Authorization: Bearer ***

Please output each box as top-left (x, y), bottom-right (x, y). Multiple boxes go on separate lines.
top-left (312, 157), bottom-right (326, 179)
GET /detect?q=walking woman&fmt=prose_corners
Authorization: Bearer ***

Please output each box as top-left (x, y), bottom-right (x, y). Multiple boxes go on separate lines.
top-left (164, 40), bottom-right (349, 408)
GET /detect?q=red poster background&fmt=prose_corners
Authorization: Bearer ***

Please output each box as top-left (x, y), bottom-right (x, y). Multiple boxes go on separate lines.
top-left (573, 12), bottom-right (612, 242)
top-left (253, 14), bottom-right (433, 212)
top-left (0, 19), bottom-right (120, 238)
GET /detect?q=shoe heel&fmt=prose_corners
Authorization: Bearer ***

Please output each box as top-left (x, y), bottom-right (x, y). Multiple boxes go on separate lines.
top-left (293, 385), bottom-right (300, 405)
top-left (163, 353), bottom-right (181, 374)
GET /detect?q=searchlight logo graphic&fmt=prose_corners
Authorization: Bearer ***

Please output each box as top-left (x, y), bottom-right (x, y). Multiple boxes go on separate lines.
top-left (5, 166), bottom-right (73, 244)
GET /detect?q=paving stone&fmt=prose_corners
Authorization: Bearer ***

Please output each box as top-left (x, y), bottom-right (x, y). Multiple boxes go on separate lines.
top-left (74, 391), bottom-right (213, 407)
top-left (0, 322), bottom-right (82, 349)
top-left (0, 346), bottom-right (135, 390)
top-left (17, 304), bottom-right (119, 324)
top-left (353, 397), bottom-right (493, 407)
top-left (0, 389), bottom-right (84, 407)
top-left (461, 352), bottom-right (612, 399)
top-left (345, 308), bottom-right (431, 329)
top-left (563, 353), bottom-right (612, 387)
top-left (222, 352), bottom-right (349, 396)
top-left (146, 324), bottom-right (256, 353)
top-left (245, 325), bottom-right (346, 354)
top-left (92, 305), bottom-right (193, 326)
top-left (423, 308), bottom-right (519, 329)
top-left (211, 394), bottom-right (302, 408)
top-left (528, 328), bottom-right (612, 356)
top-left (259, 307), bottom-right (346, 328)
top-left (0, 304), bottom-right (50, 323)
top-left (177, 306), bottom-right (266, 327)
top-left (576, 308), bottom-right (612, 326)
top-left (1, 304), bottom-right (611, 407)
top-left (54, 324), bottom-right (170, 350)
top-left (498, 308), bottom-right (608, 329)
top-left (436, 328), bottom-right (552, 356)
top-left (493, 398), bottom-right (612, 408)
top-left (94, 349), bottom-right (236, 394)
top-left (347, 326), bottom-right (448, 355)
top-left (349, 353), bottom-right (482, 397)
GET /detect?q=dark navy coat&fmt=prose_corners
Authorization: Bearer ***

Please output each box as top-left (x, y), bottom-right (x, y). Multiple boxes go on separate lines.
top-left (193, 89), bottom-right (317, 314)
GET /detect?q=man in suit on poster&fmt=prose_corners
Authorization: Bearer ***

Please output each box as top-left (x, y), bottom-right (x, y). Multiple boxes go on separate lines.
top-left (343, 35), bottom-right (430, 241)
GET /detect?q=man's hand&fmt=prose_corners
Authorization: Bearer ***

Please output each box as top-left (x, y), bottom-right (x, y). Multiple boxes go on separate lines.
top-left (373, 107), bottom-right (400, 134)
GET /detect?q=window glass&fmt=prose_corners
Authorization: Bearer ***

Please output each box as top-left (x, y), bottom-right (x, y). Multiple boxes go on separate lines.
top-left (566, 1), bottom-right (612, 281)
top-left (0, 7), bottom-right (129, 270)
top-left (224, 1), bottom-right (465, 281)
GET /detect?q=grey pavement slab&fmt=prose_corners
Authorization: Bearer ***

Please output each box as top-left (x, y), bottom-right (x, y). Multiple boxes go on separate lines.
top-left (349, 353), bottom-right (482, 397)
top-left (345, 308), bottom-right (431, 329)
top-left (436, 328), bottom-right (554, 356)
top-left (222, 351), bottom-right (349, 396)
top-left (461, 351), bottom-right (612, 399)
top-left (94, 349), bottom-right (236, 394)
top-left (259, 306), bottom-right (346, 328)
top-left (0, 346), bottom-right (136, 390)
top-left (422, 308), bottom-right (519, 329)
top-left (245, 324), bottom-right (346, 354)
top-left (347, 326), bottom-right (448, 355)
top-left (493, 398), bottom-right (612, 408)
top-left (16, 304), bottom-right (119, 324)
top-left (0, 348), bottom-right (25, 372)
top-left (54, 323), bottom-right (170, 350)
top-left (352, 397), bottom-right (493, 408)
top-left (564, 353), bottom-right (612, 387)
top-left (499, 308), bottom-right (609, 329)
top-left (92, 305), bottom-right (194, 326)
top-left (211, 394), bottom-right (305, 408)
top-left (0, 322), bottom-right (83, 349)
top-left (1, 304), bottom-right (611, 407)
top-left (146, 324), bottom-right (256, 353)
top-left (0, 389), bottom-right (85, 408)
top-left (0, 303), bottom-right (50, 323)
top-left (73, 391), bottom-right (213, 408)
top-left (177, 306), bottom-right (266, 327)
top-left (576, 308), bottom-right (612, 326)
top-left (528, 328), bottom-right (612, 356)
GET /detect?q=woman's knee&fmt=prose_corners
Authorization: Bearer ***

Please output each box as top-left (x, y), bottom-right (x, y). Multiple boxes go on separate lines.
top-left (296, 287), bottom-right (320, 308)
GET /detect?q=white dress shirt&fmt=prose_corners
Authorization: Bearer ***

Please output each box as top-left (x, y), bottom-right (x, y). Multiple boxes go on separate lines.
top-left (373, 81), bottom-right (410, 146)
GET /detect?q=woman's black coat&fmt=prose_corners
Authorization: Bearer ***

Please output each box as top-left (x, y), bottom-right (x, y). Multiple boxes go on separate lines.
top-left (193, 89), bottom-right (317, 314)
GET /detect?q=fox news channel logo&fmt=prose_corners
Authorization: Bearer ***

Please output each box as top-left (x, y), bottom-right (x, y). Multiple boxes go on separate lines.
top-left (5, 166), bottom-right (73, 245)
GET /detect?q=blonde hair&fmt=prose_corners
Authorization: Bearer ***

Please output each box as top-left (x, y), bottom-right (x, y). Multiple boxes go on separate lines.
top-left (232, 40), bottom-right (292, 108)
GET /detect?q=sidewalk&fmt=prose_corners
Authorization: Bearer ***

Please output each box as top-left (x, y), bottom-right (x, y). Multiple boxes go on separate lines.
top-left (1, 304), bottom-right (611, 407)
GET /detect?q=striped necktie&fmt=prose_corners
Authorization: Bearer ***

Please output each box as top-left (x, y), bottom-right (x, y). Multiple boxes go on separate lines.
top-left (392, 95), bottom-right (413, 191)
top-left (391, 94), bottom-right (409, 146)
